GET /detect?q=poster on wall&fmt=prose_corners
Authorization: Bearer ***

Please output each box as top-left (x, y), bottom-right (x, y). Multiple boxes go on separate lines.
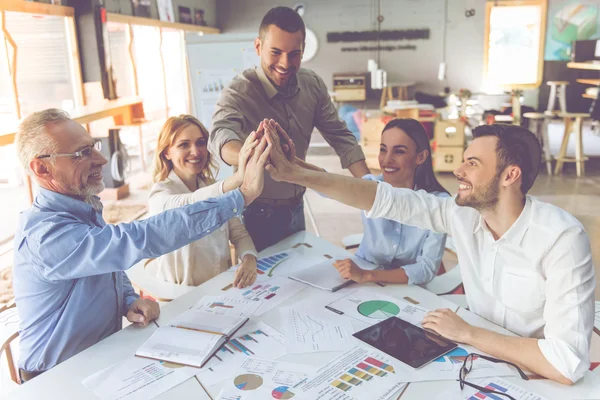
top-left (544, 1), bottom-right (600, 61)
top-left (131, 0), bottom-right (152, 18)
top-left (156, 0), bottom-right (175, 22)
top-left (178, 6), bottom-right (193, 24)
top-left (195, 9), bottom-right (207, 26)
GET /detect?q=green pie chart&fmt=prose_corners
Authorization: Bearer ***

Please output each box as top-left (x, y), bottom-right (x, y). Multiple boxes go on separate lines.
top-left (357, 300), bottom-right (400, 319)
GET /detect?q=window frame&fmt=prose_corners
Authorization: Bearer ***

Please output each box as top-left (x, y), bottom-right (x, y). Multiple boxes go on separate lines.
top-left (483, 0), bottom-right (548, 90)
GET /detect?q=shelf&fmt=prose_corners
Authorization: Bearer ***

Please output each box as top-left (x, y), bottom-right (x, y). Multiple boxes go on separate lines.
top-left (106, 12), bottom-right (220, 34)
top-left (582, 93), bottom-right (597, 100)
top-left (567, 61), bottom-right (600, 71)
top-left (576, 79), bottom-right (600, 86)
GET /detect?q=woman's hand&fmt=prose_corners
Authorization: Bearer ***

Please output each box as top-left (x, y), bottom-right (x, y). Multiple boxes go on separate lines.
top-left (233, 255), bottom-right (258, 288)
top-left (333, 258), bottom-right (370, 284)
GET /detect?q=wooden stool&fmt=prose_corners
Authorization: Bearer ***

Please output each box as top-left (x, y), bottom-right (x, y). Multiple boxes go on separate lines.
top-left (379, 82), bottom-right (415, 109)
top-left (554, 113), bottom-right (590, 177)
top-left (523, 112), bottom-right (552, 176)
top-left (546, 81), bottom-right (569, 114)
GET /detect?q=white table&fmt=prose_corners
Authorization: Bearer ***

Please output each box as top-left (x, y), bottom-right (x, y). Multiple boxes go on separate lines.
top-left (6, 231), bottom-right (600, 399)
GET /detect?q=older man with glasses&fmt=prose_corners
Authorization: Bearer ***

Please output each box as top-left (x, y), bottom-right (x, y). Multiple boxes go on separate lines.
top-left (12, 109), bottom-right (270, 382)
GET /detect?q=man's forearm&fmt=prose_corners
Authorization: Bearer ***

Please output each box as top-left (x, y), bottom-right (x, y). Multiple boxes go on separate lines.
top-left (466, 327), bottom-right (572, 384)
top-left (347, 160), bottom-right (370, 178)
top-left (295, 157), bottom-right (326, 172)
top-left (286, 165), bottom-right (377, 211)
top-left (221, 140), bottom-right (242, 166)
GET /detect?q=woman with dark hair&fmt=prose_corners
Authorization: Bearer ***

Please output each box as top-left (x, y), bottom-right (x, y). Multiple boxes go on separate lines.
top-left (333, 118), bottom-right (450, 285)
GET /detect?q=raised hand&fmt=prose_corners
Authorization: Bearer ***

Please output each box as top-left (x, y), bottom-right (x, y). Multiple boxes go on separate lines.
top-left (270, 120), bottom-right (296, 162)
top-left (235, 130), bottom-right (261, 186)
top-left (264, 121), bottom-right (295, 182)
top-left (240, 136), bottom-right (271, 205)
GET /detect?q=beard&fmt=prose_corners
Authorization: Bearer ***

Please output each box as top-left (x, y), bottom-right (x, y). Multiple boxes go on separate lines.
top-left (68, 180), bottom-right (105, 200)
top-left (455, 174), bottom-right (500, 212)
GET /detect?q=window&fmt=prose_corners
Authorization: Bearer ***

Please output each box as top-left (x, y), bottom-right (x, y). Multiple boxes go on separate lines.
top-left (483, 0), bottom-right (547, 90)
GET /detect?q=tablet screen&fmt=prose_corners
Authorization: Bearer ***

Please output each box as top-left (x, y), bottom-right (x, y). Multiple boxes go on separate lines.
top-left (352, 317), bottom-right (458, 369)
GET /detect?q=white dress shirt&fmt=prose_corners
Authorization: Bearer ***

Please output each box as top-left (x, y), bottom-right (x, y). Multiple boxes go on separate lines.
top-left (148, 171), bottom-right (257, 286)
top-left (368, 182), bottom-right (595, 382)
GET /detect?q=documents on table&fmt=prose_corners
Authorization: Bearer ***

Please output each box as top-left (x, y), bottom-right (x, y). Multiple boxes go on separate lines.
top-left (191, 296), bottom-right (262, 318)
top-left (297, 345), bottom-right (407, 400)
top-left (82, 357), bottom-right (198, 400)
top-left (216, 357), bottom-right (313, 400)
top-left (282, 307), bottom-right (355, 353)
top-left (325, 288), bottom-right (428, 327)
top-left (289, 259), bottom-right (356, 292)
top-left (436, 377), bottom-right (549, 400)
top-left (168, 309), bottom-right (249, 337)
top-left (196, 321), bottom-right (286, 387)
top-left (233, 247), bottom-right (327, 279)
top-left (135, 326), bottom-right (225, 368)
top-left (224, 276), bottom-right (307, 316)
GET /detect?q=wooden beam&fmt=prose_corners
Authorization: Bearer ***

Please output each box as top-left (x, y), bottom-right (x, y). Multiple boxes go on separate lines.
top-left (0, 0), bottom-right (74, 17)
top-left (568, 61), bottom-right (600, 71)
top-left (106, 12), bottom-right (220, 34)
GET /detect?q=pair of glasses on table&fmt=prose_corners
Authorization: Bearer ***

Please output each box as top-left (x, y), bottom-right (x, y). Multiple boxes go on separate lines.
top-left (458, 353), bottom-right (529, 400)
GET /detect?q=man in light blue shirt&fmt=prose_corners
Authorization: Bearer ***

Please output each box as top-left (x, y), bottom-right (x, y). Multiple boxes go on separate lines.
top-left (13, 109), bottom-right (269, 380)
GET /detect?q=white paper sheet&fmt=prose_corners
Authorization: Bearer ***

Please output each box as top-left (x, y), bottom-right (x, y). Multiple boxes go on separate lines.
top-left (216, 357), bottom-right (313, 400)
top-left (196, 321), bottom-right (286, 387)
top-left (82, 357), bottom-right (197, 400)
top-left (325, 288), bottom-right (428, 327)
top-left (224, 276), bottom-right (307, 316)
top-left (297, 345), bottom-right (407, 400)
top-left (191, 296), bottom-right (262, 318)
top-left (282, 307), bottom-right (355, 353)
top-left (436, 377), bottom-right (549, 400)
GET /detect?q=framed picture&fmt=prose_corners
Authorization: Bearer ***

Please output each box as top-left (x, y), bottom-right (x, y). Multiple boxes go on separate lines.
top-left (156, 0), bottom-right (175, 22)
top-left (194, 9), bottom-right (207, 26)
top-left (131, 0), bottom-right (152, 18)
top-left (178, 6), bottom-right (193, 24)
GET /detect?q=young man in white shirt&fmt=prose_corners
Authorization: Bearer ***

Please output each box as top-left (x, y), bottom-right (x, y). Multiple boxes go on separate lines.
top-left (264, 120), bottom-right (595, 384)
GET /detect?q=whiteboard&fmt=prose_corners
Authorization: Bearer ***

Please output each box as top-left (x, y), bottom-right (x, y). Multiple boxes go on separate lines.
top-left (185, 33), bottom-right (260, 179)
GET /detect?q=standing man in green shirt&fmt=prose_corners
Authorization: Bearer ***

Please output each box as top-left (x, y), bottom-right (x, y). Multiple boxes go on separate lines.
top-left (209, 6), bottom-right (370, 251)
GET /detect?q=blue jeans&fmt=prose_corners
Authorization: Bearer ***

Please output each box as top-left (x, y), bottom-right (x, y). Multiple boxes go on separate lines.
top-left (243, 201), bottom-right (305, 252)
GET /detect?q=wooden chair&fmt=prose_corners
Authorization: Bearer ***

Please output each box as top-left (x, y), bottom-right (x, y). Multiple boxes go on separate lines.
top-left (0, 300), bottom-right (20, 386)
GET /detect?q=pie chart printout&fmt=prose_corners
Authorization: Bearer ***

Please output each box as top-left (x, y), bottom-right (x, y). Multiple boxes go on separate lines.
top-left (272, 385), bottom-right (295, 399)
top-left (234, 373), bottom-right (263, 391)
top-left (357, 300), bottom-right (401, 320)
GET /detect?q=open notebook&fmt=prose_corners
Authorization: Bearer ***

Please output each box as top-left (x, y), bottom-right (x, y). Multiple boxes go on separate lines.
top-left (135, 309), bottom-right (250, 368)
top-left (289, 257), bottom-right (378, 292)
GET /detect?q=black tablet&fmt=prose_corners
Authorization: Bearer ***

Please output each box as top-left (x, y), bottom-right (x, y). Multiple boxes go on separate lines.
top-left (352, 317), bottom-right (458, 369)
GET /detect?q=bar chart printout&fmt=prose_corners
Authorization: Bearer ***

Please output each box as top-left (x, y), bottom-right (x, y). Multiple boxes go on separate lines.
top-left (298, 345), bottom-right (406, 400)
top-left (435, 377), bottom-right (549, 400)
top-left (196, 321), bottom-right (286, 386)
top-left (228, 276), bottom-right (306, 315)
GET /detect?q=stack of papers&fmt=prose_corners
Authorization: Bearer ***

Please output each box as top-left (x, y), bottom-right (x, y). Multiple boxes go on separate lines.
top-left (289, 258), bottom-right (378, 292)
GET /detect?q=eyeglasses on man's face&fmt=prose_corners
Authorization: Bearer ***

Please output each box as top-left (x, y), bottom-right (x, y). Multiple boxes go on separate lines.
top-left (37, 139), bottom-right (102, 160)
top-left (458, 353), bottom-right (529, 400)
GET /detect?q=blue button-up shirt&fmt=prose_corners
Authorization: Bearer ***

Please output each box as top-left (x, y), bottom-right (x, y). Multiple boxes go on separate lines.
top-left (356, 175), bottom-right (448, 285)
top-left (13, 187), bottom-right (245, 372)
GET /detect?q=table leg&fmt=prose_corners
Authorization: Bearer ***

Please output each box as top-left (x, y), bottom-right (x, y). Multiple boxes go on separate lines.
top-left (554, 118), bottom-right (571, 175)
top-left (574, 117), bottom-right (584, 177)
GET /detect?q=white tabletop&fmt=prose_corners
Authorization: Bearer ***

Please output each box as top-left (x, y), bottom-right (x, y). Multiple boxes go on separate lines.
top-left (6, 231), bottom-right (600, 399)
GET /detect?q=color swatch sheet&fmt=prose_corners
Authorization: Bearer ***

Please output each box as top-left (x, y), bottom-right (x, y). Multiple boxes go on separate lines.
top-left (196, 321), bottom-right (286, 387)
top-left (225, 276), bottom-right (306, 316)
top-left (297, 345), bottom-right (407, 400)
top-left (282, 307), bottom-right (355, 353)
top-left (191, 295), bottom-right (261, 318)
top-left (82, 357), bottom-right (197, 400)
top-left (325, 288), bottom-right (428, 327)
top-left (216, 357), bottom-right (313, 400)
top-left (436, 377), bottom-right (549, 400)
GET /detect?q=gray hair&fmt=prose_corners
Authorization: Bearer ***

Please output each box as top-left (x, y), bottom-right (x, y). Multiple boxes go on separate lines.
top-left (15, 109), bottom-right (70, 176)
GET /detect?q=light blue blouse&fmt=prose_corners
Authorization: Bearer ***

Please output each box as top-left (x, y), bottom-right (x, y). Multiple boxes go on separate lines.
top-left (356, 174), bottom-right (449, 285)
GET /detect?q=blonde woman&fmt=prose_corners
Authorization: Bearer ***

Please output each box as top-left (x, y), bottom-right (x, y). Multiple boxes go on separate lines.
top-left (149, 115), bottom-right (258, 288)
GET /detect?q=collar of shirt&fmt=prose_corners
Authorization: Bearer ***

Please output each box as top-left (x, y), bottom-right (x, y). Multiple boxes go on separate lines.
top-left (255, 66), bottom-right (300, 99)
top-left (473, 196), bottom-right (532, 246)
top-left (167, 170), bottom-right (211, 193)
top-left (35, 187), bottom-right (101, 223)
